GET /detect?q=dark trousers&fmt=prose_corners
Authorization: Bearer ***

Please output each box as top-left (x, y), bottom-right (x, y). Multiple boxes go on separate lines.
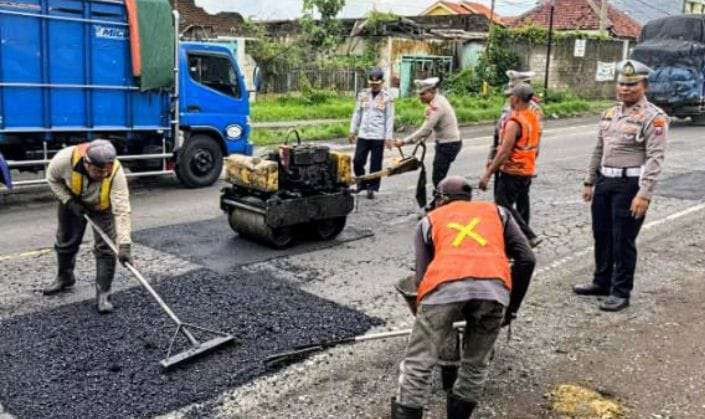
top-left (432, 141), bottom-right (462, 188)
top-left (591, 176), bottom-right (644, 299)
top-left (55, 203), bottom-right (117, 273)
top-left (494, 172), bottom-right (537, 240)
top-left (353, 138), bottom-right (385, 191)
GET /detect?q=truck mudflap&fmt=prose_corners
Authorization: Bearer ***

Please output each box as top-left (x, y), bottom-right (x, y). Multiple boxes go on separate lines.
top-left (0, 152), bottom-right (12, 190)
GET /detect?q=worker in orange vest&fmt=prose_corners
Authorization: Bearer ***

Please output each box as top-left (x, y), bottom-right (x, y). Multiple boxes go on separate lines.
top-left (479, 83), bottom-right (543, 248)
top-left (391, 176), bottom-right (535, 419)
top-left (44, 139), bottom-right (132, 313)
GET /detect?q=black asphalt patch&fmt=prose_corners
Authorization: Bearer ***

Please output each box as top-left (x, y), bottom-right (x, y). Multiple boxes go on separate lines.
top-left (0, 268), bottom-right (382, 418)
top-left (133, 216), bottom-right (374, 273)
top-left (655, 171), bottom-right (705, 200)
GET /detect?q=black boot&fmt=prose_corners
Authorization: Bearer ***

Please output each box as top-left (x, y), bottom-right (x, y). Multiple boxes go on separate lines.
top-left (96, 257), bottom-right (116, 314)
top-left (441, 365), bottom-right (458, 392)
top-left (391, 397), bottom-right (423, 419)
top-left (447, 393), bottom-right (477, 419)
top-left (43, 253), bottom-right (77, 295)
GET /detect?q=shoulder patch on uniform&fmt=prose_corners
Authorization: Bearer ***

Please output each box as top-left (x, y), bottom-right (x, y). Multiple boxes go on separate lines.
top-left (603, 106), bottom-right (618, 119)
top-left (652, 116), bottom-right (667, 128)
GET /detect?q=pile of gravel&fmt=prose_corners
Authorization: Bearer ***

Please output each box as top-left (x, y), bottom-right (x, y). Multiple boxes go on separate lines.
top-left (0, 268), bottom-right (381, 417)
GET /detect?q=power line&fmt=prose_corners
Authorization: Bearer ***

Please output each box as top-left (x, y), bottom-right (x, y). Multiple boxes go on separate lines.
top-left (625, 0), bottom-right (673, 16)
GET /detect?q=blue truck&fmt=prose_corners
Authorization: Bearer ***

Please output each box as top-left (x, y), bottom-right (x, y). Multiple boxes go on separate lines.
top-left (0, 0), bottom-right (252, 190)
top-left (631, 15), bottom-right (705, 123)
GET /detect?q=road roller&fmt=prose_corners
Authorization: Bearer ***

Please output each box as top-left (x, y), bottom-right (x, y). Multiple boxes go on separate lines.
top-left (220, 139), bottom-right (354, 248)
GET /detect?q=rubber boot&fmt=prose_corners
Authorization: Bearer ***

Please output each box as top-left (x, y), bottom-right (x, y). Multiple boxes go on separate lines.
top-left (43, 253), bottom-right (77, 295)
top-left (446, 393), bottom-right (477, 419)
top-left (391, 397), bottom-right (423, 419)
top-left (95, 257), bottom-right (116, 314)
top-left (441, 365), bottom-right (459, 392)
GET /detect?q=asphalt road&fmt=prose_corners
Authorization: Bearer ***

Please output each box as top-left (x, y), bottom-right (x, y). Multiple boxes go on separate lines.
top-left (2, 116), bottom-right (705, 418)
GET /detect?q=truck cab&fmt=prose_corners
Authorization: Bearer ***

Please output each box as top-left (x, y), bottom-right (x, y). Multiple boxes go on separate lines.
top-left (175, 42), bottom-right (252, 187)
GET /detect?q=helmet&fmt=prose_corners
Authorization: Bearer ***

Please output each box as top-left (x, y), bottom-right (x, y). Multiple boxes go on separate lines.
top-left (436, 176), bottom-right (473, 203)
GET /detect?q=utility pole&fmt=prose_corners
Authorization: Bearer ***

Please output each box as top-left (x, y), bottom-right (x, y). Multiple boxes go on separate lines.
top-left (543, 0), bottom-right (555, 103)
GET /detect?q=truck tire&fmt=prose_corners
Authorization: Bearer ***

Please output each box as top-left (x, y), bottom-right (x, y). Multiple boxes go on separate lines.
top-left (176, 134), bottom-right (223, 188)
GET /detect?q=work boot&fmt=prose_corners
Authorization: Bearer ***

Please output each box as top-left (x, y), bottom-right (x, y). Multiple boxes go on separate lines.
top-left (441, 365), bottom-right (458, 392)
top-left (95, 257), bottom-right (116, 314)
top-left (446, 393), bottom-right (477, 419)
top-left (366, 189), bottom-right (375, 200)
top-left (390, 397), bottom-right (423, 419)
top-left (43, 253), bottom-right (76, 295)
top-left (599, 295), bottom-right (629, 312)
top-left (572, 283), bottom-right (610, 296)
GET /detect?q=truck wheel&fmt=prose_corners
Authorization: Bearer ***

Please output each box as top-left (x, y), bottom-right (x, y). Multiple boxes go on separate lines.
top-left (311, 217), bottom-right (347, 241)
top-left (176, 134), bottom-right (223, 188)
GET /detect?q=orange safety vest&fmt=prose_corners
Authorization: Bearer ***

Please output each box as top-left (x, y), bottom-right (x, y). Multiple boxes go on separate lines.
top-left (500, 108), bottom-right (541, 176)
top-left (70, 144), bottom-right (120, 211)
top-left (417, 201), bottom-right (511, 303)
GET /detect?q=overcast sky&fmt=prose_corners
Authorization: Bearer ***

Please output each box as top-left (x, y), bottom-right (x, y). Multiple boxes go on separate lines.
top-left (195, 0), bottom-right (538, 21)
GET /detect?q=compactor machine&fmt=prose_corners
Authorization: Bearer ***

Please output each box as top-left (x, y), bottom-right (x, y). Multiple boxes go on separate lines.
top-left (220, 136), bottom-right (354, 248)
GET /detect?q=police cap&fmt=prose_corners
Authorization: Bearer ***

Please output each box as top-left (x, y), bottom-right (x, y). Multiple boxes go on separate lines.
top-left (414, 77), bottom-right (440, 93)
top-left (617, 60), bottom-right (652, 84)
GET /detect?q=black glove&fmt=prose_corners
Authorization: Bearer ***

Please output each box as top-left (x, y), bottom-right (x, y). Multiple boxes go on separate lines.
top-left (65, 198), bottom-right (87, 217)
top-left (501, 311), bottom-right (516, 328)
top-left (117, 244), bottom-right (132, 266)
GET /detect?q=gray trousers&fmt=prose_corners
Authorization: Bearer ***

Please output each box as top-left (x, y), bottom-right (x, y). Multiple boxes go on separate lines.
top-left (397, 300), bottom-right (505, 408)
top-left (55, 202), bottom-right (116, 272)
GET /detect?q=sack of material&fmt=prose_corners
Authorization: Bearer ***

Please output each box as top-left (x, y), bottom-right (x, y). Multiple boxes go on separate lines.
top-left (126, 0), bottom-right (174, 91)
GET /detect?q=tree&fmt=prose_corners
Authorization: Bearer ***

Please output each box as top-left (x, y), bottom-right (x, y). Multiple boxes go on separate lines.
top-left (300, 0), bottom-right (346, 52)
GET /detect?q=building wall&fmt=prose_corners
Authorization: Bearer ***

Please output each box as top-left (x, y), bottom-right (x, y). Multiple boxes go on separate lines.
top-left (685, 0), bottom-right (705, 13)
top-left (512, 37), bottom-right (630, 99)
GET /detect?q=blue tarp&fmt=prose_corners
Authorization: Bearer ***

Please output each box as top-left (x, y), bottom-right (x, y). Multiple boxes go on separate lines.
top-left (648, 66), bottom-right (704, 104)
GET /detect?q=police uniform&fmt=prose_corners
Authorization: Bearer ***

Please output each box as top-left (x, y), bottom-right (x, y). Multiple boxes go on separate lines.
top-left (403, 78), bottom-right (462, 189)
top-left (349, 87), bottom-right (395, 193)
top-left (575, 60), bottom-right (668, 310)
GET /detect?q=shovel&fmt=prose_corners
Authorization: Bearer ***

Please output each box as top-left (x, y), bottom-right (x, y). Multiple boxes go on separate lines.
top-left (84, 214), bottom-right (236, 370)
top-left (265, 321), bottom-right (466, 367)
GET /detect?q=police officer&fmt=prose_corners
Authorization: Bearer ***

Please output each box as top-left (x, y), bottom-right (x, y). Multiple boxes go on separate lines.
top-left (573, 60), bottom-right (668, 312)
top-left (391, 176), bottom-right (535, 419)
top-left (349, 67), bottom-right (395, 199)
top-left (44, 139), bottom-right (133, 314)
top-left (480, 83), bottom-right (543, 248)
top-left (394, 77), bottom-right (462, 191)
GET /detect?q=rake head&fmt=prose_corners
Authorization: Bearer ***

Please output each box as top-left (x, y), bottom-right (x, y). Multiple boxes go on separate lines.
top-left (161, 323), bottom-right (237, 370)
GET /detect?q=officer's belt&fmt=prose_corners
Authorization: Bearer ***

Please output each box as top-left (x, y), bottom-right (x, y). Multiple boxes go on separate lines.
top-left (600, 166), bottom-right (642, 178)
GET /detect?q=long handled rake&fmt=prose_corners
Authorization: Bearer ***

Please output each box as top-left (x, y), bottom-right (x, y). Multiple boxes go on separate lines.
top-left (85, 215), bottom-right (236, 369)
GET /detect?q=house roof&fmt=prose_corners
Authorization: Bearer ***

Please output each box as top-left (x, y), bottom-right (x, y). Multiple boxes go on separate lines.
top-left (511, 0), bottom-right (642, 39)
top-left (422, 1), bottom-right (505, 24)
top-left (460, 1), bottom-right (506, 24)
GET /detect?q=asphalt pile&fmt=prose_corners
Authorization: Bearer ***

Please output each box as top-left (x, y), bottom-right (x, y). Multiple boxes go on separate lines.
top-left (0, 268), bottom-right (381, 418)
top-left (133, 217), bottom-right (374, 273)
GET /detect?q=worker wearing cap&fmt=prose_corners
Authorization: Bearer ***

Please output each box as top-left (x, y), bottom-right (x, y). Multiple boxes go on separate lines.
top-left (44, 139), bottom-right (133, 314)
top-left (573, 60), bottom-right (668, 312)
top-left (479, 83), bottom-right (543, 248)
top-left (394, 77), bottom-right (462, 193)
top-left (392, 176), bottom-right (535, 419)
top-left (349, 67), bottom-right (395, 199)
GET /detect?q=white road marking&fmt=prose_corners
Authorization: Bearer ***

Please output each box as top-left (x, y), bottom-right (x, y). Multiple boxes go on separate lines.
top-left (534, 200), bottom-right (705, 276)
